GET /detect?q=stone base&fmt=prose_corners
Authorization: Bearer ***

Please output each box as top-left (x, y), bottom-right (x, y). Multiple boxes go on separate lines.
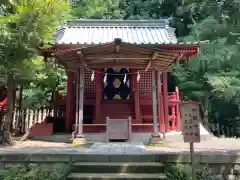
top-left (72, 137), bottom-right (86, 146)
top-left (148, 134), bottom-right (164, 145)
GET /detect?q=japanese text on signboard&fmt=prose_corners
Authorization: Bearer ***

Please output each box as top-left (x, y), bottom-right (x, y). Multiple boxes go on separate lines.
top-left (180, 102), bottom-right (200, 143)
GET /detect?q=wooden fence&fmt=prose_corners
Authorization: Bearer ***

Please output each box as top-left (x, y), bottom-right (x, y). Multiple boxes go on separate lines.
top-left (207, 123), bottom-right (238, 138)
top-left (12, 107), bottom-right (65, 133)
top-left (10, 107), bottom-right (239, 137)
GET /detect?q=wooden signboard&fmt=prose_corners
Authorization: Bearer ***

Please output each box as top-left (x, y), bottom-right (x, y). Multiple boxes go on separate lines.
top-left (180, 101), bottom-right (201, 180)
top-left (180, 101), bottom-right (201, 143)
top-left (106, 117), bottom-right (131, 142)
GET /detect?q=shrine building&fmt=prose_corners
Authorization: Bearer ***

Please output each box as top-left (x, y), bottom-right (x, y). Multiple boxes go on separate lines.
top-left (39, 19), bottom-right (199, 142)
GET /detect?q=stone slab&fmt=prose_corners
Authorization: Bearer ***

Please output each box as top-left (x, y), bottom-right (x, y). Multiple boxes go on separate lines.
top-left (0, 154), bottom-right (29, 162)
top-left (71, 154), bottom-right (110, 162)
top-left (28, 154), bottom-right (71, 162)
top-left (110, 155), bottom-right (156, 162)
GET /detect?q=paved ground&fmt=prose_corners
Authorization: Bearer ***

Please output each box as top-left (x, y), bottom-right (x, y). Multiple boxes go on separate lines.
top-left (0, 138), bottom-right (239, 154)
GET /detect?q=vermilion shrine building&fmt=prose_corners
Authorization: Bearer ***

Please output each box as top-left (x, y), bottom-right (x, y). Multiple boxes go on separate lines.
top-left (41, 19), bottom-right (199, 142)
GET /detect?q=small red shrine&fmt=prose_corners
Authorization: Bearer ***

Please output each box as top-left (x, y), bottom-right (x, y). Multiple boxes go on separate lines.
top-left (41, 19), bottom-right (199, 141)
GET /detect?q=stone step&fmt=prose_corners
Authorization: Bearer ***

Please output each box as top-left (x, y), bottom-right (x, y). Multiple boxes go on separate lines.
top-left (67, 173), bottom-right (167, 180)
top-left (71, 162), bottom-right (164, 174)
top-left (0, 169), bottom-right (8, 178)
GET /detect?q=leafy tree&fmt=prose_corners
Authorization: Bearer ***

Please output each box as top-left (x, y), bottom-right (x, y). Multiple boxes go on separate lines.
top-left (21, 57), bottom-right (67, 109)
top-left (71, 0), bottom-right (122, 19)
top-left (0, 0), bottom-right (70, 131)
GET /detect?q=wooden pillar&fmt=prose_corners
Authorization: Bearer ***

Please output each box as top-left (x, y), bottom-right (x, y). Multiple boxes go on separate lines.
top-left (162, 72), bottom-right (169, 132)
top-left (171, 104), bottom-right (176, 130)
top-left (77, 66), bottom-right (84, 137)
top-left (152, 70), bottom-right (159, 135)
top-left (157, 71), bottom-right (165, 133)
top-left (75, 70), bottom-right (79, 132)
top-left (132, 69), bottom-right (140, 123)
top-left (65, 71), bottom-right (74, 132)
top-left (95, 68), bottom-right (101, 123)
top-left (176, 87), bottom-right (181, 131)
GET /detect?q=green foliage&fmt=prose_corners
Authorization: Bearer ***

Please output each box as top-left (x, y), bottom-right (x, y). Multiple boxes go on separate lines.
top-left (3, 163), bottom-right (70, 180)
top-left (165, 164), bottom-right (213, 180)
top-left (173, 10), bottom-right (240, 127)
top-left (0, 0), bottom-right (70, 67)
top-left (0, 0), bottom-right (70, 111)
top-left (20, 57), bottom-right (67, 108)
top-left (71, 0), bottom-right (122, 19)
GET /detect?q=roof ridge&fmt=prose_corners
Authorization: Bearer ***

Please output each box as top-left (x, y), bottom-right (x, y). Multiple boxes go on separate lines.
top-left (66, 19), bottom-right (169, 27)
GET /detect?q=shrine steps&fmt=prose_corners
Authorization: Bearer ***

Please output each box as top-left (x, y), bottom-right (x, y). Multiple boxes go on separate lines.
top-left (68, 162), bottom-right (166, 180)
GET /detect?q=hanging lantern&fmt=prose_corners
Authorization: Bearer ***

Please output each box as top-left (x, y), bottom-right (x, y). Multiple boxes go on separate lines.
top-left (137, 71), bottom-right (140, 82)
top-left (103, 73), bottom-right (107, 83)
top-left (91, 71), bottom-right (95, 81)
top-left (123, 73), bottom-right (127, 84)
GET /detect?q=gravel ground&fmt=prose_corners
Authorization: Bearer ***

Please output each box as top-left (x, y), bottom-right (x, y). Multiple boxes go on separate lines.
top-left (13, 140), bottom-right (73, 148)
top-left (149, 137), bottom-right (240, 153)
top-left (0, 138), bottom-right (239, 154)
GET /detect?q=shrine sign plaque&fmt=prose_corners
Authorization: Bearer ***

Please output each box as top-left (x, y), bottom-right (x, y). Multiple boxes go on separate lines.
top-left (180, 101), bottom-right (201, 143)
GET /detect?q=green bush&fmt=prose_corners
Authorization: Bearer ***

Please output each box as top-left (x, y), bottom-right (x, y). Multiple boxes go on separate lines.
top-left (2, 163), bottom-right (70, 180)
top-left (165, 164), bottom-right (214, 180)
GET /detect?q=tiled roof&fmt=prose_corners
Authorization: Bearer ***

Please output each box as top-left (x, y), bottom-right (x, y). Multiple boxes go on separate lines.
top-left (55, 19), bottom-right (178, 45)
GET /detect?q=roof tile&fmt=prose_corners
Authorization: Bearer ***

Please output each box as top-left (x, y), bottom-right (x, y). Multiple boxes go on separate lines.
top-left (55, 20), bottom-right (178, 45)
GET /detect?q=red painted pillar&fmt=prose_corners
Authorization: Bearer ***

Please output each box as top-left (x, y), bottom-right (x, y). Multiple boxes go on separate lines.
top-left (65, 71), bottom-right (74, 133)
top-left (171, 103), bottom-right (176, 130)
top-left (162, 72), bottom-right (169, 132)
top-left (95, 69), bottom-right (101, 124)
top-left (157, 71), bottom-right (165, 133)
top-left (176, 87), bottom-right (181, 131)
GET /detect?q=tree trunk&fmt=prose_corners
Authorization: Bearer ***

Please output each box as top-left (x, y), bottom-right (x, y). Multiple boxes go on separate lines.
top-left (6, 73), bottom-right (14, 131)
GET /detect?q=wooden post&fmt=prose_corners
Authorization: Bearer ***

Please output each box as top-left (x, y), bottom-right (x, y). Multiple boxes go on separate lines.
top-left (65, 71), bottom-right (74, 132)
top-left (190, 142), bottom-right (196, 180)
top-left (231, 127), bottom-right (234, 137)
top-left (216, 124), bottom-right (220, 137)
top-left (132, 69), bottom-right (140, 123)
top-left (128, 117), bottom-right (132, 141)
top-left (106, 116), bottom-right (109, 142)
top-left (157, 71), bottom-right (165, 133)
top-left (152, 70), bottom-right (159, 135)
top-left (162, 72), bottom-right (169, 132)
top-left (77, 66), bottom-right (84, 137)
top-left (95, 68), bottom-right (101, 124)
top-left (220, 125), bottom-right (225, 137)
top-left (75, 69), bottom-right (79, 132)
top-left (226, 126), bottom-right (230, 137)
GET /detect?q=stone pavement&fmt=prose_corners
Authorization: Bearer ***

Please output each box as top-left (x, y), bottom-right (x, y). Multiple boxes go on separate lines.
top-left (89, 142), bottom-right (150, 154)
top-left (0, 142), bottom-right (151, 155)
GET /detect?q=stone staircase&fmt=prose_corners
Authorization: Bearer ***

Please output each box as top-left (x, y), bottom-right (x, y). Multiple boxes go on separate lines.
top-left (67, 161), bottom-right (167, 179)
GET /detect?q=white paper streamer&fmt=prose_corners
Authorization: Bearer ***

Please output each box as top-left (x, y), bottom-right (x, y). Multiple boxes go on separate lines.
top-left (123, 73), bottom-right (127, 84)
top-left (104, 73), bottom-right (107, 83)
top-left (137, 71), bottom-right (140, 82)
top-left (91, 71), bottom-right (95, 81)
